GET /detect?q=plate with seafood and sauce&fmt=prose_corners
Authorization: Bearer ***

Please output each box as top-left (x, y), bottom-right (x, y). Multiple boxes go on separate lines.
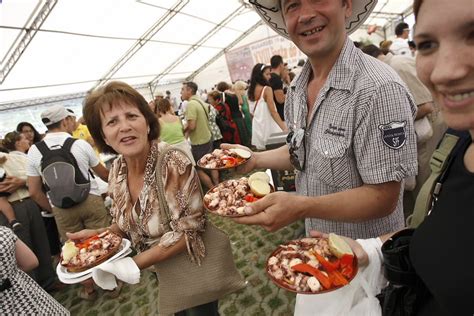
top-left (203, 172), bottom-right (274, 217)
top-left (197, 148), bottom-right (251, 170)
top-left (266, 234), bottom-right (358, 294)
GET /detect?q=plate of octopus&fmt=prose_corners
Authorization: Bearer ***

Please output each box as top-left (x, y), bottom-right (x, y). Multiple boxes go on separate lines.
top-left (203, 172), bottom-right (274, 217)
top-left (59, 230), bottom-right (124, 275)
top-left (266, 234), bottom-right (358, 294)
top-left (197, 148), bottom-right (251, 170)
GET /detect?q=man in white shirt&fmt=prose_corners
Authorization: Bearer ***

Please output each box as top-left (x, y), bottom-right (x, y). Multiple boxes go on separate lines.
top-left (27, 105), bottom-right (110, 242)
top-left (390, 22), bottom-right (412, 56)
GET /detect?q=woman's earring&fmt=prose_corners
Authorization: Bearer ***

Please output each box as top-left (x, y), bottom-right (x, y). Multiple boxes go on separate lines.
top-left (147, 126), bottom-right (150, 134)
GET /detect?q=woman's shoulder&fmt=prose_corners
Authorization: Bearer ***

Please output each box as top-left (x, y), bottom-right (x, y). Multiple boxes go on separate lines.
top-left (159, 115), bottom-right (180, 124)
top-left (159, 142), bottom-right (192, 168)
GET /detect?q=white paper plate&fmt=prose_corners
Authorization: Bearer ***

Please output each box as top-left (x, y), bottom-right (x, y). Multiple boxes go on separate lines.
top-left (56, 238), bottom-right (131, 280)
top-left (57, 248), bottom-right (132, 284)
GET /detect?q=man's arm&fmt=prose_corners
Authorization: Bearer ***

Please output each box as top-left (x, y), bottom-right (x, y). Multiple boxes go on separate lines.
top-left (234, 181), bottom-right (401, 231)
top-left (221, 143), bottom-right (293, 174)
top-left (269, 74), bottom-right (286, 104)
top-left (91, 163), bottom-right (109, 182)
top-left (273, 88), bottom-right (286, 104)
top-left (415, 102), bottom-right (434, 119)
top-left (15, 238), bottom-right (39, 272)
top-left (184, 119), bottom-right (196, 133)
top-left (27, 176), bottom-right (52, 212)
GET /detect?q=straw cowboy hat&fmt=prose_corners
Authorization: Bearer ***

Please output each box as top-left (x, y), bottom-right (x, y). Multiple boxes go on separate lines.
top-left (249, 0), bottom-right (378, 38)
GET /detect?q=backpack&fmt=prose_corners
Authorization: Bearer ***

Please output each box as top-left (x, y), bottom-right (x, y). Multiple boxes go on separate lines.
top-left (36, 138), bottom-right (90, 208)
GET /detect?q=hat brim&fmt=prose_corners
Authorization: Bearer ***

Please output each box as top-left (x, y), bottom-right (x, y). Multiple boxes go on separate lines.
top-left (250, 0), bottom-right (378, 39)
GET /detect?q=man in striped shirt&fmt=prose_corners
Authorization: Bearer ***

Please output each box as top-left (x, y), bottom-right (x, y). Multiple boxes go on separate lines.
top-left (231, 0), bottom-right (417, 239)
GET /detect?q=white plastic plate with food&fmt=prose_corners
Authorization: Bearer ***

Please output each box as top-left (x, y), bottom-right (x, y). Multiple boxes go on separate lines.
top-left (56, 238), bottom-right (131, 280)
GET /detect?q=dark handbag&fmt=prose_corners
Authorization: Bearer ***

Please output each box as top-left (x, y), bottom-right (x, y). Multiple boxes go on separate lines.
top-left (154, 144), bottom-right (246, 315)
top-left (377, 229), bottom-right (430, 316)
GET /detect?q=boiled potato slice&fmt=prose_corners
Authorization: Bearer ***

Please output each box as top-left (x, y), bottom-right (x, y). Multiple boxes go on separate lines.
top-left (62, 240), bottom-right (79, 263)
top-left (248, 171), bottom-right (270, 185)
top-left (328, 233), bottom-right (354, 258)
top-left (249, 179), bottom-right (271, 197)
top-left (230, 148), bottom-right (251, 159)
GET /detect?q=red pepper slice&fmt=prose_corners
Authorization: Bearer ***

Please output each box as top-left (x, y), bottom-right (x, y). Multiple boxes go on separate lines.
top-left (291, 263), bottom-right (332, 289)
top-left (224, 157), bottom-right (237, 167)
top-left (244, 194), bottom-right (258, 202)
top-left (328, 271), bottom-right (349, 286)
top-left (339, 254), bottom-right (355, 279)
top-left (76, 235), bottom-right (99, 249)
top-left (315, 253), bottom-right (340, 272)
top-left (341, 265), bottom-right (354, 279)
top-left (340, 254), bottom-right (354, 268)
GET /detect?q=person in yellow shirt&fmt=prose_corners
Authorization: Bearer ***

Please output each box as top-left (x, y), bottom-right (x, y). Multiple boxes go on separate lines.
top-left (72, 117), bottom-right (100, 157)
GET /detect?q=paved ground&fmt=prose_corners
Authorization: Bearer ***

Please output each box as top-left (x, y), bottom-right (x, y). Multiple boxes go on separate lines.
top-left (52, 214), bottom-right (305, 315)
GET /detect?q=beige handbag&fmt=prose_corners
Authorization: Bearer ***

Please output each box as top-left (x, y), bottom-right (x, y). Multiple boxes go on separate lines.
top-left (154, 145), bottom-right (246, 315)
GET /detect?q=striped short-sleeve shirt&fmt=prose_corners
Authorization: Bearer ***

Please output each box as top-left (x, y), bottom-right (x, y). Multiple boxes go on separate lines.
top-left (285, 38), bottom-right (418, 239)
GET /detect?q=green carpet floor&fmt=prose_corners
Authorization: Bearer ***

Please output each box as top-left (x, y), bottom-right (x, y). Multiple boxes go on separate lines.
top-left (52, 215), bottom-right (305, 315)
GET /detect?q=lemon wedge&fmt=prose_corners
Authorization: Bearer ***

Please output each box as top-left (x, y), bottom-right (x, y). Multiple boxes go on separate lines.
top-left (328, 233), bottom-right (353, 258)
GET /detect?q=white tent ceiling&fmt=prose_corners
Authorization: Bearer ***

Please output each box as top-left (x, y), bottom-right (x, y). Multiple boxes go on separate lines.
top-left (0, 0), bottom-right (413, 111)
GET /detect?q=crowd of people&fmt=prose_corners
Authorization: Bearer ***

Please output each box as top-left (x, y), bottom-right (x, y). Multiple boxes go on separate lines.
top-left (1, 0), bottom-right (472, 314)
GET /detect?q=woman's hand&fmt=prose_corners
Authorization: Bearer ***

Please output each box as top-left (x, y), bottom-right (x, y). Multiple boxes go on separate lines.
top-left (309, 230), bottom-right (369, 267)
top-left (66, 229), bottom-right (102, 241)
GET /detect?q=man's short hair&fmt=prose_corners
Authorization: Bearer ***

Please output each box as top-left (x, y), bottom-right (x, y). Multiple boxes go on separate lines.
top-left (395, 22), bottom-right (409, 36)
top-left (361, 44), bottom-right (382, 58)
top-left (183, 81), bottom-right (198, 95)
top-left (270, 55), bottom-right (284, 69)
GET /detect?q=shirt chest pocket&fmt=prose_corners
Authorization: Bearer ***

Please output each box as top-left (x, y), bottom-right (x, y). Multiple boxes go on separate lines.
top-left (312, 137), bottom-right (354, 189)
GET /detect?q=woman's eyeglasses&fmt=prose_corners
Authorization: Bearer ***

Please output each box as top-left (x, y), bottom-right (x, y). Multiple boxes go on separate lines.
top-left (287, 128), bottom-right (306, 171)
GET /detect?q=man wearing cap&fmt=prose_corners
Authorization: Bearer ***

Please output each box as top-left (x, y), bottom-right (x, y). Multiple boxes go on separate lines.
top-left (231, 0), bottom-right (417, 240)
top-left (26, 105), bottom-right (110, 241)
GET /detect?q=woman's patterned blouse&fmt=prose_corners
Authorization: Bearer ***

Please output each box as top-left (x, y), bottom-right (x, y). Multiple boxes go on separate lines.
top-left (108, 141), bottom-right (206, 264)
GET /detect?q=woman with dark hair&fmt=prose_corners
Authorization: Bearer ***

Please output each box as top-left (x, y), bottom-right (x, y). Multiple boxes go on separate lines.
top-left (310, 0), bottom-right (474, 314)
top-left (71, 81), bottom-right (239, 315)
top-left (0, 131), bottom-right (60, 294)
top-left (16, 122), bottom-right (43, 146)
top-left (248, 63), bottom-right (287, 150)
top-left (208, 90), bottom-right (240, 145)
top-left (216, 81), bottom-right (251, 147)
top-left (0, 131), bottom-right (30, 231)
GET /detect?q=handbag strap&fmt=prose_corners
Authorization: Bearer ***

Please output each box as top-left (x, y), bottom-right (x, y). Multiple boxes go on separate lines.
top-left (252, 86), bottom-right (266, 115)
top-left (155, 144), bottom-right (173, 225)
top-left (155, 144), bottom-right (205, 225)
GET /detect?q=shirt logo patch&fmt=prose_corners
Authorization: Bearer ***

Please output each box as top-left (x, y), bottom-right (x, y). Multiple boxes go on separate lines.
top-left (378, 121), bottom-right (407, 149)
